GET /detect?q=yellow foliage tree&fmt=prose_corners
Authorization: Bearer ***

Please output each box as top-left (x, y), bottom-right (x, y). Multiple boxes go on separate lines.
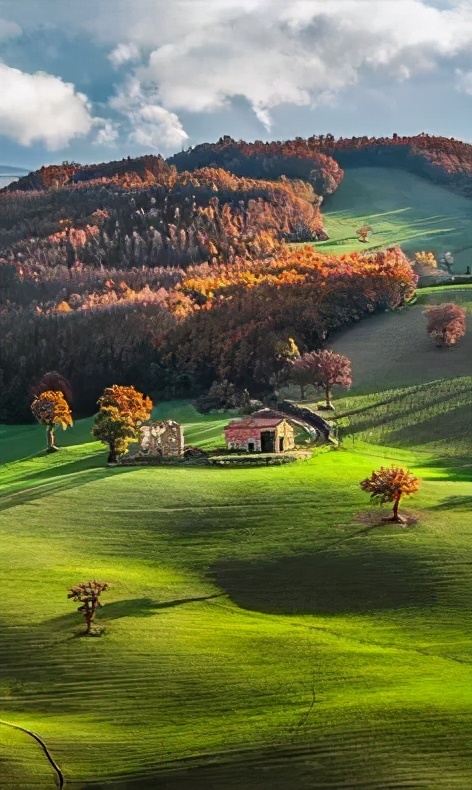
top-left (31, 390), bottom-right (73, 452)
top-left (92, 385), bottom-right (153, 464)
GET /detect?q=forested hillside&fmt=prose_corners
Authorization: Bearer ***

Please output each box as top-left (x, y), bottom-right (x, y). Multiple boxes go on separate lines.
top-left (170, 133), bottom-right (472, 198)
top-left (3, 133), bottom-right (468, 423)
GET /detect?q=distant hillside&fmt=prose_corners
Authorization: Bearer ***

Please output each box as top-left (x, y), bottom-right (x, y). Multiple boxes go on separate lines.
top-left (1, 155), bottom-right (173, 193)
top-left (317, 167), bottom-right (472, 272)
top-left (321, 134), bottom-right (472, 199)
top-left (170, 134), bottom-right (472, 200)
top-left (169, 137), bottom-right (344, 197)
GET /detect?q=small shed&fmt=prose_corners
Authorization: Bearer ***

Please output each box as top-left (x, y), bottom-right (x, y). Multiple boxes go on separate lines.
top-left (224, 416), bottom-right (295, 453)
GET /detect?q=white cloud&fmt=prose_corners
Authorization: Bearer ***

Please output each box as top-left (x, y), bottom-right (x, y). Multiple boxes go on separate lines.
top-left (456, 69), bottom-right (472, 95)
top-left (108, 42), bottom-right (140, 68)
top-left (94, 120), bottom-right (120, 145)
top-left (123, 0), bottom-right (472, 129)
top-left (0, 63), bottom-right (94, 149)
top-left (109, 78), bottom-right (188, 149)
top-left (0, 17), bottom-right (21, 39)
top-left (1, 0), bottom-right (472, 142)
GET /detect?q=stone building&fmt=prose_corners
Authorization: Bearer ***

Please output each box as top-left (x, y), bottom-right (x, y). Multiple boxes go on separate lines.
top-left (224, 415), bottom-right (295, 453)
top-left (134, 420), bottom-right (184, 457)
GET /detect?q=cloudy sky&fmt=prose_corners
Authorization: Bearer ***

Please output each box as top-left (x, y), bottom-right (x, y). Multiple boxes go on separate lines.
top-left (0, 0), bottom-right (471, 169)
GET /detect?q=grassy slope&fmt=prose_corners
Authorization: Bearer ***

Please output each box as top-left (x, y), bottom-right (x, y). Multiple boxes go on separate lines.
top-left (0, 290), bottom-right (472, 790)
top-left (1, 398), bottom-right (472, 789)
top-left (0, 440), bottom-right (472, 788)
top-left (311, 287), bottom-right (471, 461)
top-left (328, 288), bottom-right (472, 390)
top-left (316, 167), bottom-right (472, 272)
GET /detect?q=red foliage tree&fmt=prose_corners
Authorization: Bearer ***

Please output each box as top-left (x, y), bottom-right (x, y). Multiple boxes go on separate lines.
top-left (360, 466), bottom-right (420, 523)
top-left (424, 302), bottom-right (466, 347)
top-left (292, 350), bottom-right (352, 409)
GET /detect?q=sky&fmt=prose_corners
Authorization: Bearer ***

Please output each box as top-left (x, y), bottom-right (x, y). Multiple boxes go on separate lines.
top-left (0, 0), bottom-right (471, 169)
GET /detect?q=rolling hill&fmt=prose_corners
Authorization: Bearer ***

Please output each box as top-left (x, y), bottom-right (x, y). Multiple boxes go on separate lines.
top-left (1, 284), bottom-right (472, 789)
top-left (316, 168), bottom-right (472, 271)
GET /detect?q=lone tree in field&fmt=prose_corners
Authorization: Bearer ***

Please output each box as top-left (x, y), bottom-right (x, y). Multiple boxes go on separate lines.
top-left (356, 224), bottom-right (372, 243)
top-left (292, 350), bottom-right (352, 409)
top-left (92, 384), bottom-right (153, 463)
top-left (68, 581), bottom-right (108, 634)
top-left (30, 371), bottom-right (73, 407)
top-left (31, 390), bottom-right (73, 452)
top-left (424, 302), bottom-right (466, 347)
top-left (360, 466), bottom-right (420, 524)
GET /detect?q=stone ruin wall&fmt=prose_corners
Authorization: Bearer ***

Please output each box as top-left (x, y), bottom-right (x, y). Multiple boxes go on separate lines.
top-left (132, 420), bottom-right (184, 457)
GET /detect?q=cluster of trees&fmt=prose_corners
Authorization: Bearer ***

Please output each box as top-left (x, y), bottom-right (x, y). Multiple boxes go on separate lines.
top-left (0, 302), bottom-right (172, 422)
top-left (159, 246), bottom-right (416, 396)
top-left (3, 154), bottom-right (173, 194)
top-left (195, 380), bottom-right (251, 414)
top-left (0, 244), bottom-right (416, 422)
top-left (169, 136), bottom-right (344, 196)
top-left (170, 133), bottom-right (472, 198)
top-left (1, 166), bottom-right (326, 315)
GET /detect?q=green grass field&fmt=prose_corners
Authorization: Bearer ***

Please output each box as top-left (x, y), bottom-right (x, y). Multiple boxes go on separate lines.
top-left (316, 167), bottom-right (472, 272)
top-left (1, 285), bottom-right (472, 789)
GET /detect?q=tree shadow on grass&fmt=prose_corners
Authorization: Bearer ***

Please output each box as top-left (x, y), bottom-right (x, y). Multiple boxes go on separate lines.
top-left (420, 455), bottom-right (472, 482)
top-left (211, 549), bottom-right (438, 616)
top-left (47, 594), bottom-right (224, 633)
top-left (0, 466), bottom-right (138, 513)
top-left (429, 495), bottom-right (472, 511)
top-left (99, 594), bottom-right (224, 621)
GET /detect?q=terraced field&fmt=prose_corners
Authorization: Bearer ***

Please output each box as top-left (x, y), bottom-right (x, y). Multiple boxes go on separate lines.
top-left (1, 286), bottom-right (472, 789)
top-left (316, 167), bottom-right (472, 272)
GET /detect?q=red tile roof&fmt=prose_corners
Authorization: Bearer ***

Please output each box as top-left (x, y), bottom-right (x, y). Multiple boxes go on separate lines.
top-left (225, 417), bottom-right (285, 432)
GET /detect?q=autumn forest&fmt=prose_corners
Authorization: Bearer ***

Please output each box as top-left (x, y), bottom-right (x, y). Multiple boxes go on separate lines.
top-left (1, 133), bottom-right (470, 422)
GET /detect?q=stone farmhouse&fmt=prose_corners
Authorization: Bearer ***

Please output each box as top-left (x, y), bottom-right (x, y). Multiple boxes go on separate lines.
top-left (224, 414), bottom-right (295, 453)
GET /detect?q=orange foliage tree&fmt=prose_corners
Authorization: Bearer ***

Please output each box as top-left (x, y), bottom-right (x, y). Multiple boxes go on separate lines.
top-left (424, 303), bottom-right (466, 347)
top-left (360, 466), bottom-right (420, 523)
top-left (355, 225), bottom-right (372, 243)
top-left (92, 385), bottom-right (153, 463)
top-left (31, 390), bottom-right (73, 452)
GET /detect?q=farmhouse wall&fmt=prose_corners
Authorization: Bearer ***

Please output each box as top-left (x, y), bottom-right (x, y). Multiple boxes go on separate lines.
top-left (275, 420), bottom-right (296, 452)
top-left (224, 418), bottom-right (295, 453)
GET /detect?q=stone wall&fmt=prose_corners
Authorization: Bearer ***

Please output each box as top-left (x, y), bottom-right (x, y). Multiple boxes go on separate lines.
top-left (132, 420), bottom-right (184, 458)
